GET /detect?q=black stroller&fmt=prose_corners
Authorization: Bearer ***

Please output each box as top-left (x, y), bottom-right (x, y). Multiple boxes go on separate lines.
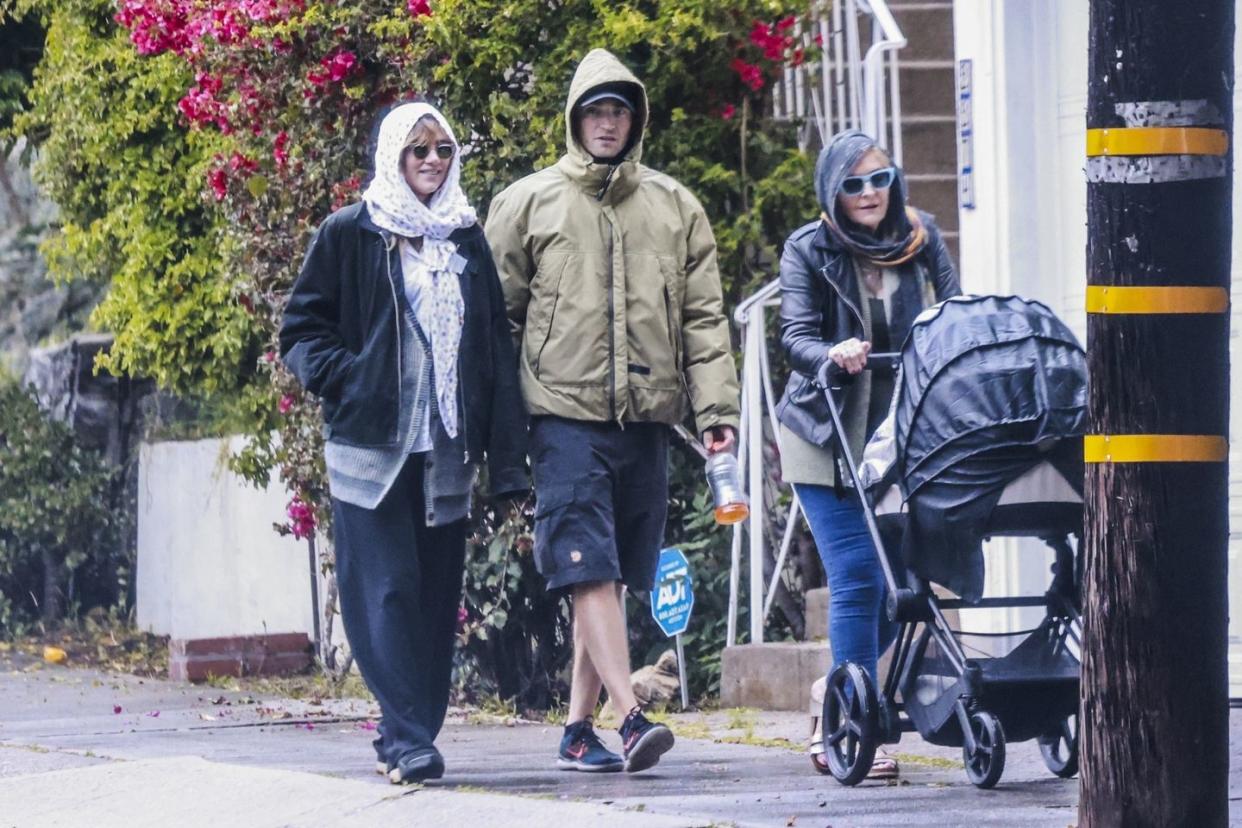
top-left (818, 295), bottom-right (1086, 789)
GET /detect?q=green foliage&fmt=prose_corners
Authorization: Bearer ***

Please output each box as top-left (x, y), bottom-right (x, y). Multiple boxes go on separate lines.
top-left (0, 380), bottom-right (122, 634)
top-left (9, 0), bottom-right (253, 396)
top-left (0, 9), bottom-right (44, 140)
top-left (454, 500), bottom-right (572, 711)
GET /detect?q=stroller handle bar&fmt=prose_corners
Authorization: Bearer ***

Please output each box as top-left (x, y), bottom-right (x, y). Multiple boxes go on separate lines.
top-left (822, 352), bottom-right (906, 614)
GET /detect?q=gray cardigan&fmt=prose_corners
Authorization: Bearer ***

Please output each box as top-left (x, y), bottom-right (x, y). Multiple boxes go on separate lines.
top-left (324, 309), bottom-right (476, 525)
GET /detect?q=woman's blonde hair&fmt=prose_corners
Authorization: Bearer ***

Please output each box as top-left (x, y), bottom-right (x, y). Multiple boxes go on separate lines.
top-left (402, 114), bottom-right (450, 157)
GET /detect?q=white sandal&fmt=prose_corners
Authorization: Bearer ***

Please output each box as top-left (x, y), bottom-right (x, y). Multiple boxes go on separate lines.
top-left (808, 676), bottom-right (831, 774)
top-left (868, 748), bottom-right (900, 780)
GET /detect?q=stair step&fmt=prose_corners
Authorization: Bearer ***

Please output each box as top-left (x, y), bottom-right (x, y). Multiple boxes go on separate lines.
top-left (902, 113), bottom-right (957, 124)
top-left (901, 118), bottom-right (958, 175)
top-left (898, 59), bottom-right (957, 70)
top-left (904, 176), bottom-right (961, 236)
top-left (720, 642), bottom-right (832, 711)
top-left (889, 4), bottom-right (956, 62)
top-left (898, 63), bottom-right (956, 117)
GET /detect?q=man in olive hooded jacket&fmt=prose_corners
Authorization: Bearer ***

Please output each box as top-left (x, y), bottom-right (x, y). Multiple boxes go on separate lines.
top-left (487, 49), bottom-right (739, 774)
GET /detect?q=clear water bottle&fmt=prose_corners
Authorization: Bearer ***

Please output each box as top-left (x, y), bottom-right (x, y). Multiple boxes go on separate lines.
top-left (705, 452), bottom-right (749, 525)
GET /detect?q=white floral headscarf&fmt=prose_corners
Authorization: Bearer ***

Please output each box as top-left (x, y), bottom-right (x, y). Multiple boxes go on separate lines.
top-left (363, 102), bottom-right (476, 438)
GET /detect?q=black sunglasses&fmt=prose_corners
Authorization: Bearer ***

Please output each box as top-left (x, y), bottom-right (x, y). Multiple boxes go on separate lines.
top-left (408, 143), bottom-right (455, 160)
top-left (840, 167), bottom-right (896, 196)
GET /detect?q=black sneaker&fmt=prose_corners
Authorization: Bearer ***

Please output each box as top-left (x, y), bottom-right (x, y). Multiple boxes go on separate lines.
top-left (388, 747), bottom-right (445, 784)
top-left (557, 718), bottom-right (624, 772)
top-left (618, 707), bottom-right (675, 773)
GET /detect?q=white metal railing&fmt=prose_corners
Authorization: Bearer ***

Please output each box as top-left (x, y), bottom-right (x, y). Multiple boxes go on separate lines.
top-left (727, 0), bottom-right (906, 646)
top-left (773, 0), bottom-right (907, 164)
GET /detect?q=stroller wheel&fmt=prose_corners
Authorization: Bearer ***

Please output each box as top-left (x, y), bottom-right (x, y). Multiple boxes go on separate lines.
top-left (821, 663), bottom-right (879, 786)
top-left (962, 710), bottom-right (1006, 789)
top-left (1038, 714), bottom-right (1078, 778)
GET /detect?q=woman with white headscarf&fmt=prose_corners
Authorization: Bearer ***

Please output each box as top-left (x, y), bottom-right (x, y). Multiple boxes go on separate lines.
top-left (280, 102), bottom-right (528, 784)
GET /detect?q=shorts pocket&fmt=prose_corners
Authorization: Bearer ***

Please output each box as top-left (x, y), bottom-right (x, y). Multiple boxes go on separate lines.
top-left (532, 479), bottom-right (612, 582)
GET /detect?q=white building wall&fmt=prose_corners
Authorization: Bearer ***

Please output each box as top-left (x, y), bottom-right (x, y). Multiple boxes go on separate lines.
top-left (953, 0), bottom-right (1242, 689)
top-left (135, 437), bottom-right (316, 641)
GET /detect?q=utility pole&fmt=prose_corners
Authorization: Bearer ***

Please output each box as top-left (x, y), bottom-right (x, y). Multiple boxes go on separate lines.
top-left (1081, 2), bottom-right (1233, 826)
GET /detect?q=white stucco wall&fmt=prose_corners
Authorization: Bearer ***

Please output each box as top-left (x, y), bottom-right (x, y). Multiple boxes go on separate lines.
top-left (135, 437), bottom-right (316, 640)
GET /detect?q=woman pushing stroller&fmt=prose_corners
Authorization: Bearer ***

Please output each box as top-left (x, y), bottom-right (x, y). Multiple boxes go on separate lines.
top-left (774, 129), bottom-right (960, 780)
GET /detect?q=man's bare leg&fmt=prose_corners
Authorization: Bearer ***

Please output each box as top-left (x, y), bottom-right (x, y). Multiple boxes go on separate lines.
top-left (567, 610), bottom-right (604, 723)
top-left (568, 581), bottom-right (638, 719)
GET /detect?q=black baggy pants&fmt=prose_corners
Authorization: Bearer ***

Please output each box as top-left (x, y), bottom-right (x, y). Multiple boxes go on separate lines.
top-left (331, 455), bottom-right (466, 767)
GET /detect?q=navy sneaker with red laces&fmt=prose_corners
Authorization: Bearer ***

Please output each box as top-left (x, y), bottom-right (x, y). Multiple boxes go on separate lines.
top-left (618, 707), bottom-right (675, 773)
top-left (557, 718), bottom-right (624, 772)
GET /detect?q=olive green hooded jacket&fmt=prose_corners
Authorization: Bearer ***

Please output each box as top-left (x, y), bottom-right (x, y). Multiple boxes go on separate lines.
top-left (485, 49), bottom-right (740, 435)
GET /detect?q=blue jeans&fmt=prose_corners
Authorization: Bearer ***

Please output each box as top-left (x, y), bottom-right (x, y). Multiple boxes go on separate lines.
top-left (796, 484), bottom-right (898, 685)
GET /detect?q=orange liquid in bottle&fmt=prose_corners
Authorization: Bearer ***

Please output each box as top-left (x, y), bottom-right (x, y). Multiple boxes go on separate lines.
top-left (714, 501), bottom-right (750, 525)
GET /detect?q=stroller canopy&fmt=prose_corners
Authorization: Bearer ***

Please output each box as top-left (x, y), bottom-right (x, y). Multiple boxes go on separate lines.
top-left (892, 295), bottom-right (1087, 499)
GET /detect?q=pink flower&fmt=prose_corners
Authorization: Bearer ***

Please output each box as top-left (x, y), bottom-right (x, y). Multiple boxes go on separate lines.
top-left (278, 394), bottom-right (295, 415)
top-left (208, 167), bottom-right (228, 200)
top-left (790, 48), bottom-right (805, 68)
top-left (407, 0), bottom-right (431, 17)
top-left (814, 33), bottom-right (824, 47)
top-left (273, 131), bottom-right (289, 168)
top-left (730, 58), bottom-right (765, 92)
top-left (776, 15), bottom-right (797, 32)
top-left (721, 103), bottom-right (736, 120)
top-left (178, 73), bottom-right (231, 131)
top-left (263, 350), bottom-right (276, 363)
top-left (113, 705), bottom-right (123, 714)
top-left (748, 19), bottom-right (786, 61)
top-left (229, 152), bottom-right (258, 176)
top-left (310, 49), bottom-right (358, 85)
top-left (287, 496), bottom-right (316, 540)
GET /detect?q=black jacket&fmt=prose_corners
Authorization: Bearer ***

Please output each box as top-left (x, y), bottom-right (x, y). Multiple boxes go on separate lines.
top-left (774, 213), bottom-right (960, 449)
top-left (279, 201), bottom-right (529, 498)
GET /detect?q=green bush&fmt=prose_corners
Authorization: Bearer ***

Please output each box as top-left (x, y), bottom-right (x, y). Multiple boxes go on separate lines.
top-left (0, 381), bottom-right (123, 636)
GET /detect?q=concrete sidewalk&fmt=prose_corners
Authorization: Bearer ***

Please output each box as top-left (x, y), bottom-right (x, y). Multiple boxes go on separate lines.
top-left (1, 656), bottom-right (1236, 826)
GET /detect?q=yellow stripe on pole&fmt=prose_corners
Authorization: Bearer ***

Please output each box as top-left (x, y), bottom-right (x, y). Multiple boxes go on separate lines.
top-left (1086, 285), bottom-right (1229, 314)
top-left (1086, 127), bottom-right (1229, 157)
top-left (1084, 435), bottom-right (1228, 463)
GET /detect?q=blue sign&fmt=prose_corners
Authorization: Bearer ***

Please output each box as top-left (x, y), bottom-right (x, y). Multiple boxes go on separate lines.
top-left (650, 548), bottom-right (694, 637)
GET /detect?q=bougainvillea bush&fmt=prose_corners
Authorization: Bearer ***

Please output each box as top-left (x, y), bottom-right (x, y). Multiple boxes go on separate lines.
top-left (10, 0), bottom-right (818, 702)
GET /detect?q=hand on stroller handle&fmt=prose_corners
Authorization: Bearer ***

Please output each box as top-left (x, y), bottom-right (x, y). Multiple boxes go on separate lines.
top-left (820, 348), bottom-right (900, 391)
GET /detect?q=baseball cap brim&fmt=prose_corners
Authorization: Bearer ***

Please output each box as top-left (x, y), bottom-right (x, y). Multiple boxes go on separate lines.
top-left (578, 90), bottom-right (635, 111)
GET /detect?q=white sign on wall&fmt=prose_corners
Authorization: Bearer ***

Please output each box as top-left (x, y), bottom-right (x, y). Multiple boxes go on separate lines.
top-left (957, 58), bottom-right (976, 209)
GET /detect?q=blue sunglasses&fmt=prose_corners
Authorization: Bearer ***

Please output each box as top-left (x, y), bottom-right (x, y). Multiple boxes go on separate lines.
top-left (840, 167), bottom-right (896, 196)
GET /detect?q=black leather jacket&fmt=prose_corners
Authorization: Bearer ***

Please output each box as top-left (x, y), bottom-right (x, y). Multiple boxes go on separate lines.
top-left (775, 213), bottom-right (960, 449)
top-left (279, 201), bottom-right (529, 498)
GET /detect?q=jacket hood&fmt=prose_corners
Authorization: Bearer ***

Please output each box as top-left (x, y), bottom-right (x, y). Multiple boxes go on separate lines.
top-left (815, 129), bottom-right (928, 264)
top-left (556, 49), bottom-right (648, 200)
top-left (815, 129), bottom-right (908, 225)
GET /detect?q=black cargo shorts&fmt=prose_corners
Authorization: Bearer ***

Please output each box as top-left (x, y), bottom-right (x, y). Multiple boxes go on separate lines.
top-left (529, 416), bottom-right (669, 592)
